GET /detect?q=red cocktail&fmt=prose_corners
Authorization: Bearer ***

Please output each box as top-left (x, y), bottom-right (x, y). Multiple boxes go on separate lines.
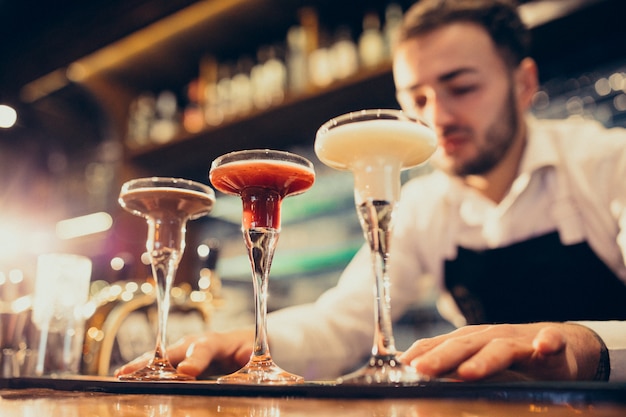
top-left (209, 149), bottom-right (315, 385)
top-left (210, 158), bottom-right (314, 229)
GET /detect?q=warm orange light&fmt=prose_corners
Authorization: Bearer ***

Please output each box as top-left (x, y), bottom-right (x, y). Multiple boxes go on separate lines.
top-left (56, 212), bottom-right (113, 240)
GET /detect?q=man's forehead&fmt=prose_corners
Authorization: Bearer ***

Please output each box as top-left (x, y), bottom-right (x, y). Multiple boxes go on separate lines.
top-left (393, 23), bottom-right (500, 90)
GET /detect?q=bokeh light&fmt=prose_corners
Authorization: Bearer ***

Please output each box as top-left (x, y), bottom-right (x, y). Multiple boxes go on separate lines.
top-left (0, 104), bottom-right (17, 128)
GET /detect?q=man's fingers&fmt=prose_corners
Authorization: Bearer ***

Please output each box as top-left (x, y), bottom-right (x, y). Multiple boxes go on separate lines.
top-left (398, 323), bottom-right (590, 382)
top-left (403, 325), bottom-right (538, 380)
top-left (409, 335), bottom-right (484, 376)
top-left (177, 330), bottom-right (253, 377)
top-left (113, 351), bottom-right (152, 377)
top-left (532, 326), bottom-right (567, 355)
top-left (115, 329), bottom-right (254, 379)
top-left (113, 336), bottom-right (202, 377)
top-left (177, 337), bottom-right (215, 377)
top-left (166, 336), bottom-right (196, 364)
top-left (399, 326), bottom-right (485, 364)
top-left (456, 337), bottom-right (533, 380)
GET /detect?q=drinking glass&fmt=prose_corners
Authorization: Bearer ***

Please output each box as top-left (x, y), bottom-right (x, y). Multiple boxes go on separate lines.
top-left (32, 253), bottom-right (92, 376)
top-left (118, 177), bottom-right (215, 380)
top-left (315, 109), bottom-right (437, 385)
top-left (209, 149), bottom-right (315, 384)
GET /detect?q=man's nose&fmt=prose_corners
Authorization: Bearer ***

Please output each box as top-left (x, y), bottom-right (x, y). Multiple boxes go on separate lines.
top-left (423, 93), bottom-right (455, 129)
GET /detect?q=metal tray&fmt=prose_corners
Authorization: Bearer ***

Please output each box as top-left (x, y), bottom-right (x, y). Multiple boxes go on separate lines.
top-left (2, 376), bottom-right (625, 405)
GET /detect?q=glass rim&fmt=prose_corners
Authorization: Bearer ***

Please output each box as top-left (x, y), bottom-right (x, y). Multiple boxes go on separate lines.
top-left (120, 176), bottom-right (215, 198)
top-left (210, 149), bottom-right (314, 171)
top-left (316, 109), bottom-right (432, 137)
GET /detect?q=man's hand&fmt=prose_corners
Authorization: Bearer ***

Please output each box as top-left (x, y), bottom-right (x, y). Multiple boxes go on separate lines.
top-left (398, 322), bottom-right (603, 381)
top-left (114, 328), bottom-right (254, 378)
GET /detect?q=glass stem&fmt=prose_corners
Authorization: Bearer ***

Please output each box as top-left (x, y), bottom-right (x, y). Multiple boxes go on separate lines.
top-left (243, 228), bottom-right (279, 363)
top-left (147, 217), bottom-right (184, 367)
top-left (358, 200), bottom-right (398, 358)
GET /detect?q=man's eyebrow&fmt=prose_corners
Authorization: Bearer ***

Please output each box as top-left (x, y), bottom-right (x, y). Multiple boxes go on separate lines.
top-left (396, 67), bottom-right (479, 93)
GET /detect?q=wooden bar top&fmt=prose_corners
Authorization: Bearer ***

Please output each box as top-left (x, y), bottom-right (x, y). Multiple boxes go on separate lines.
top-left (2, 377), bottom-right (626, 416)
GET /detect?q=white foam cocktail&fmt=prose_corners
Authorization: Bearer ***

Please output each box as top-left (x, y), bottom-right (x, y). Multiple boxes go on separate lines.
top-left (315, 112), bottom-right (436, 204)
top-left (315, 109), bottom-right (436, 385)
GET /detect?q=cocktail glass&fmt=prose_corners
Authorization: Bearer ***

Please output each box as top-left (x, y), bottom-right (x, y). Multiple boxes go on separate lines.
top-left (209, 149), bottom-right (315, 384)
top-left (117, 177), bottom-right (215, 381)
top-left (315, 109), bottom-right (437, 385)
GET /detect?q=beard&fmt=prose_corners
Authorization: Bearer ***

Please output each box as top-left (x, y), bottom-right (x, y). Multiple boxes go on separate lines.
top-left (436, 86), bottom-right (520, 177)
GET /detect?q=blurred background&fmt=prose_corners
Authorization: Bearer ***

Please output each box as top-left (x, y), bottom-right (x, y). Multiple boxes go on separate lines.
top-left (2, 0), bottom-right (626, 374)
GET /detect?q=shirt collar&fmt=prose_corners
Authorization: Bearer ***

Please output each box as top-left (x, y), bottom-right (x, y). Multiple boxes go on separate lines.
top-left (519, 115), bottom-right (560, 174)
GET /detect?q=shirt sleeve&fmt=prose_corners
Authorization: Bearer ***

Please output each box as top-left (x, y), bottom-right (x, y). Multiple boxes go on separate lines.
top-left (266, 181), bottom-right (438, 380)
top-left (265, 170), bottom-right (459, 380)
top-left (575, 320), bottom-right (626, 381)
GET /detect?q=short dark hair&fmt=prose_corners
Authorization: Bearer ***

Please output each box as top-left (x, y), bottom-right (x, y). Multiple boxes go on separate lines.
top-left (397, 0), bottom-right (531, 68)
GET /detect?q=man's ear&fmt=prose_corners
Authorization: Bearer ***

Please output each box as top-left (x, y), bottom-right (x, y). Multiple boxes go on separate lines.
top-left (515, 57), bottom-right (539, 110)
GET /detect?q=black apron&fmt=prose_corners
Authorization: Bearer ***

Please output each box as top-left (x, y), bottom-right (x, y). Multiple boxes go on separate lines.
top-left (444, 231), bottom-right (626, 324)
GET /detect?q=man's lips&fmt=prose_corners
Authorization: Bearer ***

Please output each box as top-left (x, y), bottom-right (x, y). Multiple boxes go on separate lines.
top-left (439, 135), bottom-right (468, 154)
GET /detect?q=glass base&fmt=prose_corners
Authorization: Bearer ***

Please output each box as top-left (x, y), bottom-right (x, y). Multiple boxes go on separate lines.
top-left (337, 355), bottom-right (429, 386)
top-left (217, 358), bottom-right (304, 385)
top-left (118, 358), bottom-right (194, 381)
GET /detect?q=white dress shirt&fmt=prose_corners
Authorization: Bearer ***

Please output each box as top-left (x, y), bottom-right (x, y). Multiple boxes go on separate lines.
top-left (268, 116), bottom-right (626, 381)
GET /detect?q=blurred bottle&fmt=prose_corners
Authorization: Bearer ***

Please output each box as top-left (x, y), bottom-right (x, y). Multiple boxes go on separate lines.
top-left (330, 26), bottom-right (359, 80)
top-left (308, 30), bottom-right (334, 88)
top-left (286, 7), bottom-right (319, 95)
top-left (126, 92), bottom-right (155, 148)
top-left (286, 25), bottom-right (308, 95)
top-left (252, 46), bottom-right (271, 109)
top-left (253, 45), bottom-right (287, 109)
top-left (358, 11), bottom-right (385, 68)
top-left (216, 63), bottom-right (235, 120)
top-left (384, 3), bottom-right (404, 57)
top-left (150, 90), bottom-right (179, 144)
top-left (231, 57), bottom-right (254, 116)
top-left (182, 79), bottom-right (205, 133)
top-left (265, 45), bottom-right (287, 106)
top-left (200, 56), bottom-right (224, 126)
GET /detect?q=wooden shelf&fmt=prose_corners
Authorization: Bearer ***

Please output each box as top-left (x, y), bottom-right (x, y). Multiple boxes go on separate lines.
top-left (59, 0), bottom-right (411, 92)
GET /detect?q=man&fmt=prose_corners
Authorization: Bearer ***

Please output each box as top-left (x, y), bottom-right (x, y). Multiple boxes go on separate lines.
top-left (117, 0), bottom-right (626, 381)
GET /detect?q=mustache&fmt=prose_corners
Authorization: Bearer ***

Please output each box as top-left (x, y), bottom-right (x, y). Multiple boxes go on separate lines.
top-left (438, 124), bottom-right (472, 139)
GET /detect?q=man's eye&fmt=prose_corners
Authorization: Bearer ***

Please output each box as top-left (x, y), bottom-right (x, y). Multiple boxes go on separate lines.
top-left (450, 85), bottom-right (478, 95)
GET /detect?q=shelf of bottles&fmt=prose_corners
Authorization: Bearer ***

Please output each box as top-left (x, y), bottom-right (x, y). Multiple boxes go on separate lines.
top-left (124, 3), bottom-right (404, 155)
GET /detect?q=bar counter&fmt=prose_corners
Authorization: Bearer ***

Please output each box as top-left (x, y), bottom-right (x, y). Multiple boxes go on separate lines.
top-left (1, 376), bottom-right (626, 416)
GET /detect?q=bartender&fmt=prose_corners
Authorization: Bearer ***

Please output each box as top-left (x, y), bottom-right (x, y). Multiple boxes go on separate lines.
top-left (118, 0), bottom-right (626, 382)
